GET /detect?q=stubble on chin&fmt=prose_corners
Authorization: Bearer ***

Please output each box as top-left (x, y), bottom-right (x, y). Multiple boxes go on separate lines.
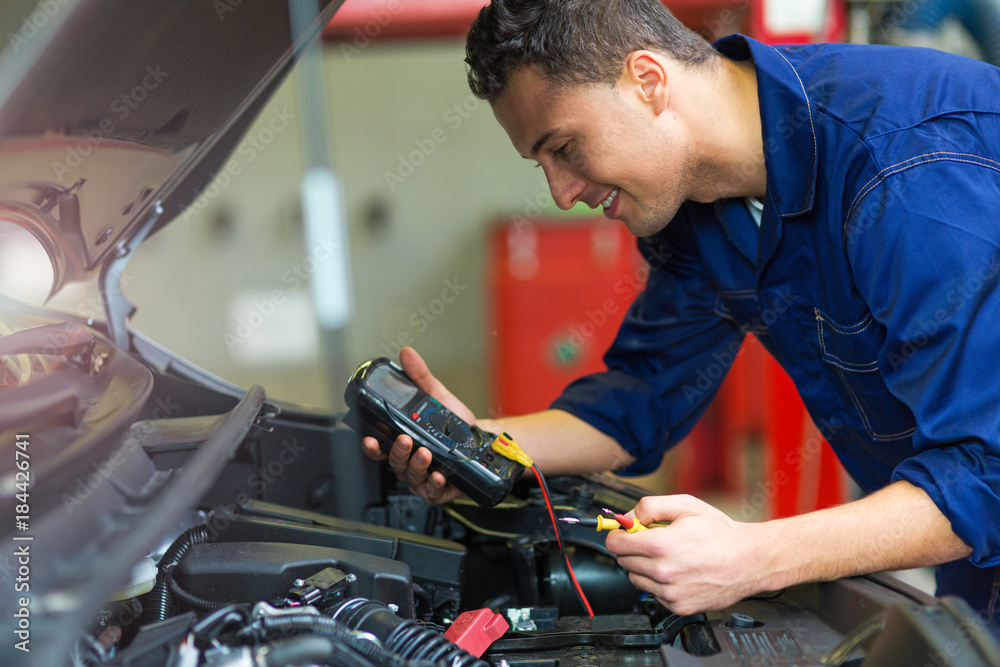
top-left (625, 193), bottom-right (684, 238)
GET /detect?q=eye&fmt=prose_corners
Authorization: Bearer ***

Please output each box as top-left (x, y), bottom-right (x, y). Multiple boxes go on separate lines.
top-left (553, 142), bottom-right (571, 158)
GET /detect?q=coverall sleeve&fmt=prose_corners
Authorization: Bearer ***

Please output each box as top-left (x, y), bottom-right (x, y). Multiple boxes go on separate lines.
top-left (847, 156), bottom-right (1000, 567)
top-left (550, 212), bottom-right (745, 475)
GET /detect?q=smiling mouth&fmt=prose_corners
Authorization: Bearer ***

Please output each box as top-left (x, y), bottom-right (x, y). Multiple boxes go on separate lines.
top-left (601, 188), bottom-right (619, 210)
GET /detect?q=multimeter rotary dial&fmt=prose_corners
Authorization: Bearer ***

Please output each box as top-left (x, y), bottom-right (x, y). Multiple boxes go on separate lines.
top-left (425, 408), bottom-right (474, 447)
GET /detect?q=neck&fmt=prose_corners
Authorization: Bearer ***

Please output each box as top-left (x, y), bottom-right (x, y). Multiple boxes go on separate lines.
top-left (689, 57), bottom-right (767, 200)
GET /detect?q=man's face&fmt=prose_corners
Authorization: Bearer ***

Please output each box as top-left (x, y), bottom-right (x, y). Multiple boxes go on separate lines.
top-left (492, 66), bottom-right (692, 237)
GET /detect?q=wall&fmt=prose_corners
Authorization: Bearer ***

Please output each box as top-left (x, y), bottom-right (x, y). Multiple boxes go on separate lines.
top-left (126, 40), bottom-right (590, 413)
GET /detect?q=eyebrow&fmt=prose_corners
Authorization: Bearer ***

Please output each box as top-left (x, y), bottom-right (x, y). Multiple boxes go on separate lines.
top-left (529, 130), bottom-right (557, 157)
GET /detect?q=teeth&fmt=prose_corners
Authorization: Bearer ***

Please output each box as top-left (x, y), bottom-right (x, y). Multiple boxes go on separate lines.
top-left (601, 189), bottom-right (619, 209)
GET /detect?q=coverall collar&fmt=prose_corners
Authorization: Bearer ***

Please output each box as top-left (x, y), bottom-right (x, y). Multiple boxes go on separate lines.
top-left (714, 34), bottom-right (819, 219)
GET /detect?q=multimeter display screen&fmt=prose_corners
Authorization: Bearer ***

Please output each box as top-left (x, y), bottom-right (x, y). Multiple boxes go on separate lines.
top-left (368, 363), bottom-right (419, 407)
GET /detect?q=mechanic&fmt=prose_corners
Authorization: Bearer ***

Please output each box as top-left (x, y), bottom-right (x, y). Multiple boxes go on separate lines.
top-left (362, 0), bottom-right (1000, 629)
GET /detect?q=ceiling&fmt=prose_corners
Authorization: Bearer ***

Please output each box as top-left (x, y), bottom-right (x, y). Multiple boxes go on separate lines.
top-left (323, 0), bottom-right (743, 41)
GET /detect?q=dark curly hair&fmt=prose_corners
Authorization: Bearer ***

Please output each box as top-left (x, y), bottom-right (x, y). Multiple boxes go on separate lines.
top-left (465, 0), bottom-right (719, 103)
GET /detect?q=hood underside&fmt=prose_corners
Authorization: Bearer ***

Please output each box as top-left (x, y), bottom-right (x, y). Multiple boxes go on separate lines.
top-left (0, 0), bottom-right (342, 299)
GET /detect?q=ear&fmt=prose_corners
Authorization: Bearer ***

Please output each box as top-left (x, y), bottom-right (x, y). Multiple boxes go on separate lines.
top-left (623, 51), bottom-right (669, 115)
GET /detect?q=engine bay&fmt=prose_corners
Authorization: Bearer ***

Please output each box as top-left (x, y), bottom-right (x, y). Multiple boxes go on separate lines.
top-left (2, 315), bottom-right (999, 666)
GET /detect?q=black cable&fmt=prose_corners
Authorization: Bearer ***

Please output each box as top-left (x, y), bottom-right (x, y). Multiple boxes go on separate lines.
top-left (165, 569), bottom-right (250, 613)
top-left (140, 525), bottom-right (213, 623)
top-left (191, 604), bottom-right (250, 641)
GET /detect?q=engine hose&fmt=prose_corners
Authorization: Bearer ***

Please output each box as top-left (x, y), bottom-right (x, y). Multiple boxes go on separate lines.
top-left (138, 569), bottom-right (175, 625)
top-left (139, 525), bottom-right (213, 623)
top-left (255, 614), bottom-right (413, 667)
top-left (165, 570), bottom-right (240, 612)
top-left (330, 598), bottom-right (489, 667)
top-left (262, 636), bottom-right (339, 667)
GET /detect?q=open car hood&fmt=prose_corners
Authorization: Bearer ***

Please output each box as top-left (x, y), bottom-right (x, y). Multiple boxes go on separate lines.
top-left (0, 0), bottom-right (342, 301)
top-left (0, 3), bottom-right (350, 664)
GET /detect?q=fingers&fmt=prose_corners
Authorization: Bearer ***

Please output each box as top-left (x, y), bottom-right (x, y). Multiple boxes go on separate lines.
top-left (363, 433), bottom-right (418, 480)
top-left (398, 347), bottom-right (441, 394)
top-left (604, 517), bottom-right (662, 557)
top-left (370, 433), bottom-right (464, 505)
top-left (386, 435), bottom-right (415, 480)
top-left (361, 436), bottom-right (387, 461)
top-left (399, 347), bottom-right (476, 423)
top-left (606, 535), bottom-right (660, 562)
top-left (421, 470), bottom-right (452, 504)
top-left (405, 444), bottom-right (433, 485)
top-left (406, 451), bottom-right (464, 505)
top-left (633, 494), bottom-right (713, 525)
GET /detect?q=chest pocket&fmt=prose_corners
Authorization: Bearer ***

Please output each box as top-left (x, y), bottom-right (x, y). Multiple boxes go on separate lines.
top-left (714, 289), bottom-right (770, 335)
top-left (815, 309), bottom-right (915, 441)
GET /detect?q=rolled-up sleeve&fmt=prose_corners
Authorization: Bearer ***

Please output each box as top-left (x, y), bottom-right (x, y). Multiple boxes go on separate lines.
top-left (550, 212), bottom-right (745, 475)
top-left (847, 156), bottom-right (1000, 566)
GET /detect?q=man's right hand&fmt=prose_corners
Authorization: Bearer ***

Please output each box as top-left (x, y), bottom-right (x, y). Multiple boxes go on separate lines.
top-left (360, 347), bottom-right (471, 505)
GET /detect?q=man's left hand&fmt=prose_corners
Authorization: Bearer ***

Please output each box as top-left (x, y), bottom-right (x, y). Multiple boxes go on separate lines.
top-left (604, 494), bottom-right (761, 616)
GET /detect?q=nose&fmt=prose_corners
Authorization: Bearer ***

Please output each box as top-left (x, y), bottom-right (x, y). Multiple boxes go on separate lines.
top-left (543, 164), bottom-right (587, 210)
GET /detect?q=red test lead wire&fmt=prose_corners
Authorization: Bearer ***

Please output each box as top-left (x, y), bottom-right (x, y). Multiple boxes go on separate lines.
top-left (533, 464), bottom-right (595, 617)
top-left (492, 434), bottom-right (594, 617)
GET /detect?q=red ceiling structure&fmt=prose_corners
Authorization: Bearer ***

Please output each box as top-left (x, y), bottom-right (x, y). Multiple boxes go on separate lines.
top-left (323, 0), bottom-right (747, 42)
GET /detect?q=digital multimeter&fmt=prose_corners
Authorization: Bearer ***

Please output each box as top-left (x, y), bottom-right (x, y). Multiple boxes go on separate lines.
top-left (343, 357), bottom-right (526, 507)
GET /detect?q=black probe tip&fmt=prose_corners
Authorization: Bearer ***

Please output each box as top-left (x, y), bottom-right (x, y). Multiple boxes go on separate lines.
top-left (559, 516), bottom-right (598, 527)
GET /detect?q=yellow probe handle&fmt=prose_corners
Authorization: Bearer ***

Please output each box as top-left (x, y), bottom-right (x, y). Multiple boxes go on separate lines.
top-left (594, 517), bottom-right (648, 532)
top-left (594, 517), bottom-right (622, 531)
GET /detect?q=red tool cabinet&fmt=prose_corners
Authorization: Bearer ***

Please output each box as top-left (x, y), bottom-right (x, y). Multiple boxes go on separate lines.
top-left (487, 219), bottom-right (644, 418)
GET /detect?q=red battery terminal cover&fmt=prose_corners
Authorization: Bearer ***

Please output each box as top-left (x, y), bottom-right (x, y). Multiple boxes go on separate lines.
top-left (443, 608), bottom-right (510, 657)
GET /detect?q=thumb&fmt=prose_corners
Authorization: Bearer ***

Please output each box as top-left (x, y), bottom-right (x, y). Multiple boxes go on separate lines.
top-left (398, 347), bottom-right (476, 423)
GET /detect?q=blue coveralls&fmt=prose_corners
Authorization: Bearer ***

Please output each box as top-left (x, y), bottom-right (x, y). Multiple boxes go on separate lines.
top-left (551, 35), bottom-right (1000, 627)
